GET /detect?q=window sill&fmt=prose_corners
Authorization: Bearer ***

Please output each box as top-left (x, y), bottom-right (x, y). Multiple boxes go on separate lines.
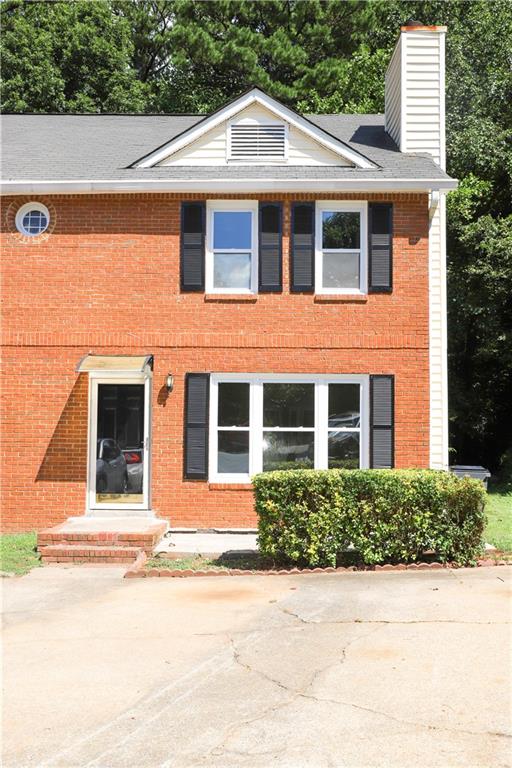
top-left (204, 294), bottom-right (257, 303)
top-left (314, 294), bottom-right (368, 303)
top-left (208, 482), bottom-right (254, 490)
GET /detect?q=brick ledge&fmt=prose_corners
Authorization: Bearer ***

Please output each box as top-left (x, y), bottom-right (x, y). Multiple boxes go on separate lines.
top-left (125, 559), bottom-right (511, 578)
top-left (204, 295), bottom-right (257, 303)
top-left (314, 294), bottom-right (368, 303)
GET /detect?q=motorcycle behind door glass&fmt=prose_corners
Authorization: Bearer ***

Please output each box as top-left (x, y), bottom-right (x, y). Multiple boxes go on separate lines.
top-left (96, 384), bottom-right (145, 503)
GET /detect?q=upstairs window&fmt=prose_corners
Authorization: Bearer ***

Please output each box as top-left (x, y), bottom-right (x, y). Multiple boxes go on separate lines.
top-left (206, 200), bottom-right (258, 293)
top-left (15, 202), bottom-right (50, 236)
top-left (228, 121), bottom-right (287, 161)
top-left (315, 201), bottom-right (368, 294)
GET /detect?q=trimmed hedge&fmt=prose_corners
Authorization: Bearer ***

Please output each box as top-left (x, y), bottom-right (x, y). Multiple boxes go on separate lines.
top-left (253, 469), bottom-right (487, 567)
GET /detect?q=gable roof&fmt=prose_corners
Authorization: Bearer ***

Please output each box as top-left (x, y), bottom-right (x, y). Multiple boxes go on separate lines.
top-left (133, 88), bottom-right (376, 170)
top-left (1, 113), bottom-right (457, 194)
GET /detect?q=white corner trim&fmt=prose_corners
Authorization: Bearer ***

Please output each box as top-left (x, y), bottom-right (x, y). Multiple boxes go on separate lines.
top-left (439, 30), bottom-right (446, 171)
top-left (429, 191), bottom-right (449, 470)
top-left (400, 33), bottom-right (407, 153)
top-left (134, 89), bottom-right (376, 170)
top-left (0, 178), bottom-right (458, 196)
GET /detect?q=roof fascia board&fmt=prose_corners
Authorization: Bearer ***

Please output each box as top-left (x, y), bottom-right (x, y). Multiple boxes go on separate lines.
top-left (1, 178), bottom-right (458, 195)
top-left (135, 89), bottom-right (376, 170)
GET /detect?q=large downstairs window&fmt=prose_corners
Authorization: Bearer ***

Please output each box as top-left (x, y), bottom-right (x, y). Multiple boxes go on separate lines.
top-left (209, 374), bottom-right (369, 482)
top-left (206, 200), bottom-right (258, 293)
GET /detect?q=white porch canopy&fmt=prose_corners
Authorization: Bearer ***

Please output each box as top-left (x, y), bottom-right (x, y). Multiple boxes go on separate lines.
top-left (76, 354), bottom-right (153, 373)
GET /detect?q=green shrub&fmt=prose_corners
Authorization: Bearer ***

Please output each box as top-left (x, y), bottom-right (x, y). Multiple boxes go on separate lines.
top-left (253, 469), bottom-right (487, 567)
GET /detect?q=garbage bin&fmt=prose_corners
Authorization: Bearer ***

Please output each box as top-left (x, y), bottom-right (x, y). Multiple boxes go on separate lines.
top-left (450, 465), bottom-right (491, 490)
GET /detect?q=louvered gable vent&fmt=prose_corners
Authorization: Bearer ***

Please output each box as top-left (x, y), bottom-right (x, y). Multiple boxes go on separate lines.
top-left (229, 122), bottom-right (286, 160)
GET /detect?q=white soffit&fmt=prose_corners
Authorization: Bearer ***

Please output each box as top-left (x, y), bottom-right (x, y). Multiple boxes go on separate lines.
top-left (1, 178), bottom-right (459, 195)
top-left (134, 88), bottom-right (377, 170)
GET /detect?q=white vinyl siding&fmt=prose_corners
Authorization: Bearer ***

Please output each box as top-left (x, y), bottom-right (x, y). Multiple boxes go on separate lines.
top-left (384, 28), bottom-right (446, 168)
top-left (158, 103), bottom-right (349, 167)
top-left (404, 32), bottom-right (444, 166)
top-left (158, 121), bottom-right (227, 165)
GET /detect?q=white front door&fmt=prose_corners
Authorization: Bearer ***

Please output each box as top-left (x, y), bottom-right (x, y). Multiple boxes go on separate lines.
top-left (88, 374), bottom-right (151, 511)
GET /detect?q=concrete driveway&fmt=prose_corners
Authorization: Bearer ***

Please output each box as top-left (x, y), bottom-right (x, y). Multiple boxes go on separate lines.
top-left (2, 566), bottom-right (511, 768)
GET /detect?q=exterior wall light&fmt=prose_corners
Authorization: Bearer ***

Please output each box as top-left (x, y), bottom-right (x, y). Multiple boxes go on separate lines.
top-left (166, 374), bottom-right (174, 393)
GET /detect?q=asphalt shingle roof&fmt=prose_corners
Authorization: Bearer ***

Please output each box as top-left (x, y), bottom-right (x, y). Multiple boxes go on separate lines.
top-left (1, 113), bottom-right (452, 182)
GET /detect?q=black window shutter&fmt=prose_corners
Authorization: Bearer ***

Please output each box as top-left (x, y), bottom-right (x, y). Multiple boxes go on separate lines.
top-left (259, 202), bottom-right (282, 292)
top-left (291, 202), bottom-right (315, 292)
top-left (368, 203), bottom-right (393, 293)
top-left (181, 202), bottom-right (205, 291)
top-left (184, 373), bottom-right (209, 479)
top-left (370, 375), bottom-right (394, 468)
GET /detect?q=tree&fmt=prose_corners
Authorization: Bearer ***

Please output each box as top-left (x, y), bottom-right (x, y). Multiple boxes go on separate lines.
top-left (161, 0), bottom-right (378, 112)
top-left (1, 0), bottom-right (148, 112)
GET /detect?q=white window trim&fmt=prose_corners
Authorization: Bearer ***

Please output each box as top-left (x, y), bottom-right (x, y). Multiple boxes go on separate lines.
top-left (86, 370), bottom-right (152, 512)
top-left (205, 199), bottom-right (258, 294)
top-left (315, 201), bottom-right (368, 295)
top-left (209, 373), bottom-right (369, 483)
top-left (226, 118), bottom-right (289, 164)
top-left (15, 201), bottom-right (50, 236)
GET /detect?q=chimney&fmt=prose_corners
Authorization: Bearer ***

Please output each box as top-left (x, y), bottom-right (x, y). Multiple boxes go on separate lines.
top-left (385, 22), bottom-right (447, 169)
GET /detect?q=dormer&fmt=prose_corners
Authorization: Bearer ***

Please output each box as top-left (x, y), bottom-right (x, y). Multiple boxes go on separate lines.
top-left (134, 88), bottom-right (376, 170)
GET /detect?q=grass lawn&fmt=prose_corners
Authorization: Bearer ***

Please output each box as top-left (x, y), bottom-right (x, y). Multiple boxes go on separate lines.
top-left (0, 532), bottom-right (41, 576)
top-left (146, 552), bottom-right (276, 572)
top-left (484, 482), bottom-right (512, 552)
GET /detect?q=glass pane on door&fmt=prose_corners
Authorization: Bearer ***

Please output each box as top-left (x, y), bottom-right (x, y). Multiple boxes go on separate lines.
top-left (96, 384), bottom-right (145, 504)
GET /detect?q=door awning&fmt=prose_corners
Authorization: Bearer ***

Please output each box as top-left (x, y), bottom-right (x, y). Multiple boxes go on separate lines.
top-left (76, 354), bottom-right (153, 373)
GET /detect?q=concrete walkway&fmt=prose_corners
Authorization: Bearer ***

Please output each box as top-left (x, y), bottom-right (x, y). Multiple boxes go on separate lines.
top-left (2, 566), bottom-right (511, 767)
top-left (154, 530), bottom-right (258, 557)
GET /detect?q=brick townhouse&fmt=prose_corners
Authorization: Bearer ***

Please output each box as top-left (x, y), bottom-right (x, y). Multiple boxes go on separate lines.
top-left (1, 23), bottom-right (456, 544)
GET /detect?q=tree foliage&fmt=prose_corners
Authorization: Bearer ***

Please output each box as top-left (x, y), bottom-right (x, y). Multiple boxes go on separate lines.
top-left (1, 0), bottom-right (148, 112)
top-left (1, 0), bottom-right (511, 470)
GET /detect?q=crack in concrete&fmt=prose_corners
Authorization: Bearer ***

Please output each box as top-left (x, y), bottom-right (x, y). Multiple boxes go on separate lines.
top-left (32, 576), bottom-right (510, 768)
top-left (226, 607), bottom-right (512, 745)
top-left (197, 624), bottom-right (383, 763)
top-left (193, 601), bottom-right (511, 765)
top-left (298, 690), bottom-right (512, 740)
top-left (278, 605), bottom-right (510, 626)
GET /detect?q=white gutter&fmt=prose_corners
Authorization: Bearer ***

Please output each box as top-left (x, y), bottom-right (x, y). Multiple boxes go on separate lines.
top-left (1, 178), bottom-right (458, 195)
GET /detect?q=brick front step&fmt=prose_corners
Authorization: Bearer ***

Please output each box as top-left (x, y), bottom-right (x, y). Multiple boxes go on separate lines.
top-left (41, 544), bottom-right (143, 564)
top-left (37, 517), bottom-right (168, 558)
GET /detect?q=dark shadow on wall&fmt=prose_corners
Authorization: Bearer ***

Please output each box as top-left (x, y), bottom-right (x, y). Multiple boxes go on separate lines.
top-left (157, 384), bottom-right (170, 407)
top-left (36, 375), bottom-right (88, 482)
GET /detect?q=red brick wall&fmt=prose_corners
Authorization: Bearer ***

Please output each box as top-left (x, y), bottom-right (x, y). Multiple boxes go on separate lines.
top-left (1, 193), bottom-right (429, 531)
